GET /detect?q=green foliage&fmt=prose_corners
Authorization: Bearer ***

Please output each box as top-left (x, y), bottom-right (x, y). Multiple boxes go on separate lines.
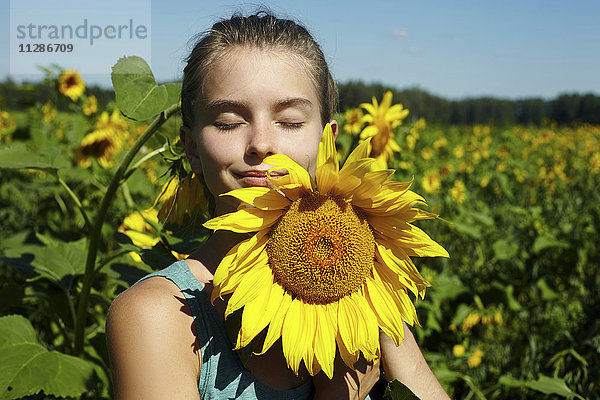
top-left (2, 58), bottom-right (599, 400)
top-left (1, 57), bottom-right (184, 399)
top-left (384, 380), bottom-right (420, 399)
top-left (111, 56), bottom-right (181, 121)
top-left (0, 143), bottom-right (70, 172)
top-left (498, 375), bottom-right (585, 399)
top-left (0, 315), bottom-right (96, 399)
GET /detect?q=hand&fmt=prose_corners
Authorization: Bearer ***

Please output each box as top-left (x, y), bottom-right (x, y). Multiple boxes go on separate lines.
top-left (313, 354), bottom-right (381, 400)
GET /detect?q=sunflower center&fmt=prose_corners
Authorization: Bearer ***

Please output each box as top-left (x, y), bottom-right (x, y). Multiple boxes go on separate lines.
top-left (266, 192), bottom-right (375, 304)
top-left (66, 76), bottom-right (78, 88)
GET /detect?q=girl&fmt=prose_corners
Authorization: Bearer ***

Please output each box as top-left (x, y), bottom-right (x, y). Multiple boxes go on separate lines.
top-left (107, 11), bottom-right (449, 400)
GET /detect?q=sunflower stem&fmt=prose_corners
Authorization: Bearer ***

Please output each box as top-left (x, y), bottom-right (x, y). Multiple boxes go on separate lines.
top-left (56, 174), bottom-right (93, 232)
top-left (125, 143), bottom-right (169, 180)
top-left (73, 103), bottom-right (180, 356)
top-left (436, 215), bottom-right (454, 227)
top-left (94, 248), bottom-right (133, 273)
top-left (121, 181), bottom-right (135, 208)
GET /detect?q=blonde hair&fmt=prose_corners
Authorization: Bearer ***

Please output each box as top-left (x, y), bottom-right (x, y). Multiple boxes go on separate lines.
top-left (181, 11), bottom-right (337, 128)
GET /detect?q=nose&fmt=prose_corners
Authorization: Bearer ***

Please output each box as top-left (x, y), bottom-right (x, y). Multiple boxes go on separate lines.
top-left (245, 120), bottom-right (276, 160)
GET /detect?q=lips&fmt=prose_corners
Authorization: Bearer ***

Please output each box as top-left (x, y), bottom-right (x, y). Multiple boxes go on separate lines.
top-left (235, 169), bottom-right (287, 187)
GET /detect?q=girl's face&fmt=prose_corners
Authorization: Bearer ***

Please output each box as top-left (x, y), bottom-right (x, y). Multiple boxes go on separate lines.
top-left (183, 47), bottom-right (336, 215)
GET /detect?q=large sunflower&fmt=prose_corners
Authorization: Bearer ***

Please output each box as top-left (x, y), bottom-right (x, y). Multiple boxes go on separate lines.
top-left (360, 91), bottom-right (409, 170)
top-left (204, 124), bottom-right (448, 379)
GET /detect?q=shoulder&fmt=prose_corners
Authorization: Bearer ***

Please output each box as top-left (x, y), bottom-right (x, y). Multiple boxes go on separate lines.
top-left (107, 276), bottom-right (201, 399)
top-left (107, 275), bottom-right (186, 334)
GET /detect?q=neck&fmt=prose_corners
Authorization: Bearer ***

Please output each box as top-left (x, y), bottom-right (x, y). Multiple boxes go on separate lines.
top-left (190, 230), bottom-right (252, 274)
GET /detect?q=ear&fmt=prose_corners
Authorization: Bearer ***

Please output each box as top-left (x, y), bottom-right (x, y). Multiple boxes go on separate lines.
top-left (329, 119), bottom-right (339, 140)
top-left (180, 126), bottom-right (203, 174)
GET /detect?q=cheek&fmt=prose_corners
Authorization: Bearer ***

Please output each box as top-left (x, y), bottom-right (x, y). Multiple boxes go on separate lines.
top-left (287, 132), bottom-right (321, 175)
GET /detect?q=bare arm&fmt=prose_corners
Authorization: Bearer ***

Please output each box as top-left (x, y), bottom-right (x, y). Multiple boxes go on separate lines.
top-left (106, 278), bottom-right (201, 400)
top-left (380, 323), bottom-right (449, 400)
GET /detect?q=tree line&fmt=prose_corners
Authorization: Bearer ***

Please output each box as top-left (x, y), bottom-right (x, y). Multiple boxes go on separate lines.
top-left (1, 78), bottom-right (598, 125)
top-left (339, 82), bottom-right (600, 125)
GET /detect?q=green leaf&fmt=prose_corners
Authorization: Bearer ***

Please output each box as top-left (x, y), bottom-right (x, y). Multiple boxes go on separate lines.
top-left (495, 172), bottom-right (514, 200)
top-left (1, 237), bottom-right (87, 289)
top-left (532, 233), bottom-right (569, 254)
top-left (504, 284), bottom-right (522, 311)
top-left (0, 144), bottom-right (70, 172)
top-left (384, 380), bottom-right (420, 399)
top-left (467, 209), bottom-right (494, 227)
top-left (499, 374), bottom-right (583, 399)
top-left (432, 271), bottom-right (468, 301)
top-left (452, 219), bottom-right (481, 239)
top-left (164, 82), bottom-right (182, 110)
top-left (493, 239), bottom-right (519, 261)
top-left (111, 56), bottom-right (174, 121)
top-left (450, 304), bottom-right (472, 327)
top-left (0, 315), bottom-right (95, 400)
top-left (536, 278), bottom-right (559, 300)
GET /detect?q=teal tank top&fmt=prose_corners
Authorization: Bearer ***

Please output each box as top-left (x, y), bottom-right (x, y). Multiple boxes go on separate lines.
top-left (137, 260), bottom-right (314, 399)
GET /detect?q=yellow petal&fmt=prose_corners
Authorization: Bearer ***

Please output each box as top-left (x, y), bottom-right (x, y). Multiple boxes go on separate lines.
top-left (337, 294), bottom-right (379, 362)
top-left (235, 272), bottom-right (277, 349)
top-left (345, 137), bottom-right (372, 165)
top-left (387, 105), bottom-right (409, 121)
top-left (317, 123), bottom-right (338, 171)
top-left (334, 158), bottom-right (374, 197)
top-left (370, 155), bottom-right (389, 171)
top-left (354, 184), bottom-right (426, 216)
top-left (351, 169), bottom-right (394, 203)
top-left (204, 208), bottom-right (284, 233)
top-left (218, 245), bottom-right (269, 298)
top-left (316, 157), bottom-right (340, 194)
top-left (374, 243), bottom-right (429, 298)
top-left (380, 91), bottom-right (393, 110)
top-left (265, 154), bottom-right (314, 191)
top-left (365, 276), bottom-right (405, 346)
top-left (302, 305), bottom-right (318, 376)
top-left (212, 231), bottom-right (267, 301)
top-left (257, 287), bottom-right (291, 355)
top-left (225, 261), bottom-right (271, 317)
top-left (335, 332), bottom-right (359, 369)
top-left (370, 219), bottom-right (449, 258)
top-left (388, 138), bottom-right (401, 152)
top-left (360, 125), bottom-right (378, 139)
top-left (281, 299), bottom-right (312, 375)
top-left (123, 231), bottom-right (160, 248)
top-left (278, 183), bottom-right (305, 202)
top-left (222, 187), bottom-right (290, 210)
top-left (374, 273), bottom-right (420, 327)
top-left (313, 304), bottom-right (337, 379)
top-left (360, 102), bottom-right (377, 116)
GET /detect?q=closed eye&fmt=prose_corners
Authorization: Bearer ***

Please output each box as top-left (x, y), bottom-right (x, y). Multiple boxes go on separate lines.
top-left (278, 121), bottom-right (304, 130)
top-left (214, 122), bottom-right (243, 131)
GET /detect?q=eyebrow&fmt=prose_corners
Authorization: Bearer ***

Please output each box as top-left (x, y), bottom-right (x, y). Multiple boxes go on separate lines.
top-left (274, 97), bottom-right (314, 111)
top-left (205, 97), bottom-right (314, 113)
top-left (205, 99), bottom-right (247, 112)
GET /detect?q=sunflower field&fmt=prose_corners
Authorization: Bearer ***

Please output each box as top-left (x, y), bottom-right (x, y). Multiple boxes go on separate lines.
top-left (0, 57), bottom-right (598, 400)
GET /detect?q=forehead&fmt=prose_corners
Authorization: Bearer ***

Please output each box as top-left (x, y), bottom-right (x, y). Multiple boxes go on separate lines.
top-left (201, 46), bottom-right (320, 107)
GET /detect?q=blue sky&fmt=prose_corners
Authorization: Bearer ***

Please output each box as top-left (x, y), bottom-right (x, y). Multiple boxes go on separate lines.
top-left (2, 0), bottom-right (599, 100)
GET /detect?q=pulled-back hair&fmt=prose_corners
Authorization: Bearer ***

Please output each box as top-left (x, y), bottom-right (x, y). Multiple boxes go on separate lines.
top-left (181, 11), bottom-right (337, 128)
